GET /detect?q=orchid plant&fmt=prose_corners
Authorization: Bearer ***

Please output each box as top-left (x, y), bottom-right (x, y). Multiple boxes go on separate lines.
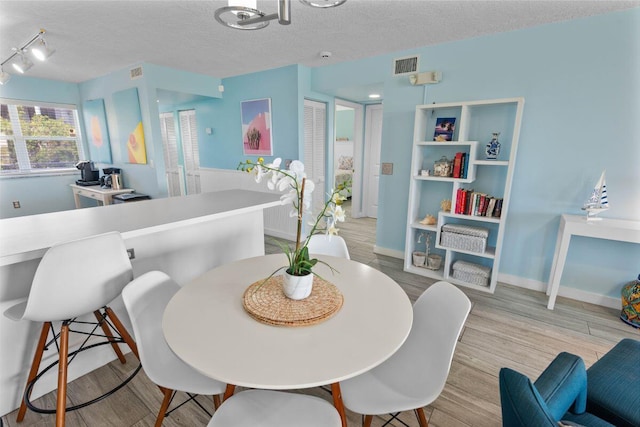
top-left (238, 157), bottom-right (347, 277)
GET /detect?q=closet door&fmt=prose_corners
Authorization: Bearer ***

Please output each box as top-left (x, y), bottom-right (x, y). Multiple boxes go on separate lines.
top-left (159, 112), bottom-right (184, 197)
top-left (303, 99), bottom-right (326, 214)
top-left (179, 110), bottom-right (201, 195)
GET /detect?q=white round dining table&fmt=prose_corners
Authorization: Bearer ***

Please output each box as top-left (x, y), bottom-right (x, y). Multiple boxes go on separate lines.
top-left (162, 253), bottom-right (413, 425)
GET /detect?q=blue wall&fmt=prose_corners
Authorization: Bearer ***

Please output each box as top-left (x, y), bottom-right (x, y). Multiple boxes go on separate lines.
top-left (311, 9), bottom-right (640, 298)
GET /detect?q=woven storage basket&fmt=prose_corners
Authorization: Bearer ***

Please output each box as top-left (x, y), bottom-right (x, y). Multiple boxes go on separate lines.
top-left (452, 260), bottom-right (491, 287)
top-left (440, 224), bottom-right (489, 253)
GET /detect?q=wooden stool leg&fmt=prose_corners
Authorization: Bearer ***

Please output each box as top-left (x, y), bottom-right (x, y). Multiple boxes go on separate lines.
top-left (155, 387), bottom-right (173, 427)
top-left (104, 306), bottom-right (139, 359)
top-left (94, 311), bottom-right (126, 364)
top-left (363, 415), bottom-right (373, 427)
top-left (331, 383), bottom-right (348, 427)
top-left (213, 394), bottom-right (221, 410)
top-left (56, 322), bottom-right (70, 427)
top-left (223, 384), bottom-right (236, 401)
top-left (17, 322), bottom-right (51, 422)
top-left (416, 407), bottom-right (429, 427)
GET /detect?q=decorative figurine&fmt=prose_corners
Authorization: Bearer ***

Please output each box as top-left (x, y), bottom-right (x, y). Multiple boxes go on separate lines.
top-left (419, 214), bottom-right (436, 225)
top-left (485, 132), bottom-right (501, 160)
top-left (440, 199), bottom-right (452, 212)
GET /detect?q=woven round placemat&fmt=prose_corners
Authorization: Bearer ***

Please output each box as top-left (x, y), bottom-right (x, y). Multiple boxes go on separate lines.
top-left (242, 275), bottom-right (343, 327)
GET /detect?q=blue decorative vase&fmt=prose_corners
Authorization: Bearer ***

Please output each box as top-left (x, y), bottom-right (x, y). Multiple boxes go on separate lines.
top-left (485, 132), bottom-right (501, 160)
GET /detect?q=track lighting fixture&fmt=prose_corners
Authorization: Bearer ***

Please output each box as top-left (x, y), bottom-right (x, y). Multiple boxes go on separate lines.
top-left (0, 67), bottom-right (10, 85)
top-left (215, 0), bottom-right (346, 30)
top-left (0, 29), bottom-right (54, 84)
top-left (12, 50), bottom-right (33, 74)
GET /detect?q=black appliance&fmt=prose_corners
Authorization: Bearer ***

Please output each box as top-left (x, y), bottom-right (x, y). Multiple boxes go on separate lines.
top-left (75, 161), bottom-right (99, 186)
top-left (100, 167), bottom-right (122, 189)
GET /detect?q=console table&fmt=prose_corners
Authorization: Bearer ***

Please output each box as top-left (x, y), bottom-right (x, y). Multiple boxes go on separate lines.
top-left (70, 184), bottom-right (134, 208)
top-left (546, 214), bottom-right (640, 309)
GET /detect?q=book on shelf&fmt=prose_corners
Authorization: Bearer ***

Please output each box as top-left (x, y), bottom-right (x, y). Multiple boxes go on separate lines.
top-left (455, 189), bottom-right (503, 218)
top-left (493, 198), bottom-right (504, 218)
top-left (461, 152), bottom-right (468, 178)
top-left (433, 117), bottom-right (456, 141)
top-left (485, 198), bottom-right (497, 217)
top-left (452, 152), bottom-right (463, 178)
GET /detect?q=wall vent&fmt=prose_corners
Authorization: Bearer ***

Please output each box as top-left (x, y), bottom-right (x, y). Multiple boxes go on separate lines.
top-left (393, 55), bottom-right (419, 76)
top-left (130, 66), bottom-right (144, 80)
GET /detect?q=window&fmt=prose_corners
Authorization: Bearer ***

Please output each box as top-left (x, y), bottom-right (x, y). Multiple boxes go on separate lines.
top-left (0, 99), bottom-right (84, 175)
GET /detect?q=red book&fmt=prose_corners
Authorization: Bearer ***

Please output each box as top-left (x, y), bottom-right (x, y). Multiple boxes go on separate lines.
top-left (452, 152), bottom-right (463, 178)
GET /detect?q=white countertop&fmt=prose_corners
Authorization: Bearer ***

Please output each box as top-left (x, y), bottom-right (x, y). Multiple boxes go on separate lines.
top-left (0, 190), bottom-right (281, 266)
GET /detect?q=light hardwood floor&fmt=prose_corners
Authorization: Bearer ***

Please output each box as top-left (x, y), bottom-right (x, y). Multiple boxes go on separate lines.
top-left (3, 204), bottom-right (638, 426)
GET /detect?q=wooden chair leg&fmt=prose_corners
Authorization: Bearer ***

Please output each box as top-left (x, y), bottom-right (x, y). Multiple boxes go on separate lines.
top-left (104, 306), bottom-right (139, 359)
top-left (331, 383), bottom-right (348, 427)
top-left (213, 394), bottom-right (221, 409)
top-left (415, 407), bottom-right (429, 427)
top-left (223, 384), bottom-right (236, 401)
top-left (94, 311), bottom-right (126, 364)
top-left (56, 322), bottom-right (70, 427)
top-left (155, 388), bottom-right (173, 427)
top-left (17, 322), bottom-right (51, 422)
top-left (363, 414), bottom-right (373, 427)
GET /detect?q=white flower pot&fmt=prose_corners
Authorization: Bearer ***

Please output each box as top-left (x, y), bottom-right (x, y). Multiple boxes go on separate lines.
top-left (282, 271), bottom-right (313, 300)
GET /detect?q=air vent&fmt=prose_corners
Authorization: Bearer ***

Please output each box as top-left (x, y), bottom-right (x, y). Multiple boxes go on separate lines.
top-left (393, 55), bottom-right (419, 76)
top-left (130, 66), bottom-right (144, 80)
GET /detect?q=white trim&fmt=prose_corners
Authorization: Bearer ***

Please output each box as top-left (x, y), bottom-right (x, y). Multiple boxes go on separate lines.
top-left (374, 245), bottom-right (404, 259)
top-left (497, 272), bottom-right (620, 309)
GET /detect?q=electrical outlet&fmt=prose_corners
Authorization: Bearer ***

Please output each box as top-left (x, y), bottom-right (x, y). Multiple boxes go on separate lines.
top-left (381, 163), bottom-right (393, 175)
top-left (12, 201), bottom-right (20, 209)
top-left (126, 248), bottom-right (135, 260)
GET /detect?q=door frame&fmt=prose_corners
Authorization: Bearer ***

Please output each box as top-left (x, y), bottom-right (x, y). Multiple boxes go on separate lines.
top-left (334, 99), bottom-right (364, 218)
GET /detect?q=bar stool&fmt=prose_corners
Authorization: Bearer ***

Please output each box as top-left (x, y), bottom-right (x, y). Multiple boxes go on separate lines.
top-left (3, 231), bottom-right (139, 427)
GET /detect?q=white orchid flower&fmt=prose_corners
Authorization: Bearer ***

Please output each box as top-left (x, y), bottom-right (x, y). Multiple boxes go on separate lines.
top-left (332, 204), bottom-right (346, 222)
top-left (327, 225), bottom-right (340, 235)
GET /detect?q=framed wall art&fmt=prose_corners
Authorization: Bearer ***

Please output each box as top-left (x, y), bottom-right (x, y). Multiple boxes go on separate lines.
top-left (113, 87), bottom-right (147, 164)
top-left (241, 98), bottom-right (273, 156)
top-left (82, 98), bottom-right (112, 163)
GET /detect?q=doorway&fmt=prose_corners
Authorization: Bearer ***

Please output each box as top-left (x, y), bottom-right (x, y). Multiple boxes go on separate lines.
top-left (334, 99), bottom-right (364, 218)
top-left (362, 104), bottom-right (383, 218)
top-left (159, 109), bottom-right (201, 197)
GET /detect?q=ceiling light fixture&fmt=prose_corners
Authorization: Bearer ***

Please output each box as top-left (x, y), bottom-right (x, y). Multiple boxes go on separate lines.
top-left (12, 49), bottom-right (33, 74)
top-left (0, 29), bottom-right (54, 84)
top-left (0, 67), bottom-right (10, 85)
top-left (215, 0), bottom-right (346, 30)
top-left (300, 0), bottom-right (347, 8)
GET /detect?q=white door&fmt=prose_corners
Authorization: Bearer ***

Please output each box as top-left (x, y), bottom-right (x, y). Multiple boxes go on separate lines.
top-left (363, 104), bottom-right (383, 218)
top-left (303, 99), bottom-right (326, 215)
top-left (159, 112), bottom-right (185, 197)
top-left (179, 110), bottom-right (201, 195)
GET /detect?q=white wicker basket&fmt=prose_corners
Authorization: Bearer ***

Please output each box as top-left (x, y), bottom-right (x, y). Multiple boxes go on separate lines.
top-left (440, 224), bottom-right (489, 253)
top-left (451, 260), bottom-right (491, 287)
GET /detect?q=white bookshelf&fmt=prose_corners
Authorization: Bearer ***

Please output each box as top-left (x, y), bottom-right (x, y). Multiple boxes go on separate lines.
top-left (404, 97), bottom-right (525, 293)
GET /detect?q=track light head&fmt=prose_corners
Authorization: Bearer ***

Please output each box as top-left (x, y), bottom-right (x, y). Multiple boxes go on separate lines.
top-left (0, 68), bottom-right (10, 85)
top-left (31, 36), bottom-right (55, 61)
top-left (12, 49), bottom-right (33, 74)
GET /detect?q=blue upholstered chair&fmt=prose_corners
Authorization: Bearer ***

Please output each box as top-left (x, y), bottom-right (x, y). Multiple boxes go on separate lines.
top-left (499, 339), bottom-right (640, 427)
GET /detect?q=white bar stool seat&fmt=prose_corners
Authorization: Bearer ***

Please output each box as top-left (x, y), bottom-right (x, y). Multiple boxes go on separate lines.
top-left (3, 231), bottom-right (139, 427)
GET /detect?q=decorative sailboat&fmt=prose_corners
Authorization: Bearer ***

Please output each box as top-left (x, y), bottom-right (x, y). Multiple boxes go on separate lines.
top-left (582, 170), bottom-right (609, 220)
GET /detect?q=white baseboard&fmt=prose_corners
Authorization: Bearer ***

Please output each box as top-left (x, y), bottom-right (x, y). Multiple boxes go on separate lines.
top-left (496, 273), bottom-right (620, 309)
top-left (373, 245), bottom-right (404, 259)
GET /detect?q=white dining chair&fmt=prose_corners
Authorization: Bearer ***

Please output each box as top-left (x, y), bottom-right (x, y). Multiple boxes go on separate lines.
top-left (307, 234), bottom-right (350, 259)
top-left (121, 270), bottom-right (228, 427)
top-left (3, 231), bottom-right (139, 427)
top-left (207, 389), bottom-right (341, 427)
top-left (339, 280), bottom-right (472, 427)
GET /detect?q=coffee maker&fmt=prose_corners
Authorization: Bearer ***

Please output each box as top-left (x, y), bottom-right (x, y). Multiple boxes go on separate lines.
top-left (100, 167), bottom-right (123, 190)
top-left (75, 161), bottom-right (100, 186)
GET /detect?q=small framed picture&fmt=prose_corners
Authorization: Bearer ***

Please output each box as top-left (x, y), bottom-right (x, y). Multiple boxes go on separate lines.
top-left (433, 117), bottom-right (456, 141)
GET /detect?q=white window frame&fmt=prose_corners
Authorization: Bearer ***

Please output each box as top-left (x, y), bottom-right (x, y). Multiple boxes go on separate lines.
top-left (0, 98), bottom-right (85, 177)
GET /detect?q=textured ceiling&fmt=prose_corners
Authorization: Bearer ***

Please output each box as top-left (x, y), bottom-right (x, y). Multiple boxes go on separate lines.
top-left (0, 0), bottom-right (638, 85)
